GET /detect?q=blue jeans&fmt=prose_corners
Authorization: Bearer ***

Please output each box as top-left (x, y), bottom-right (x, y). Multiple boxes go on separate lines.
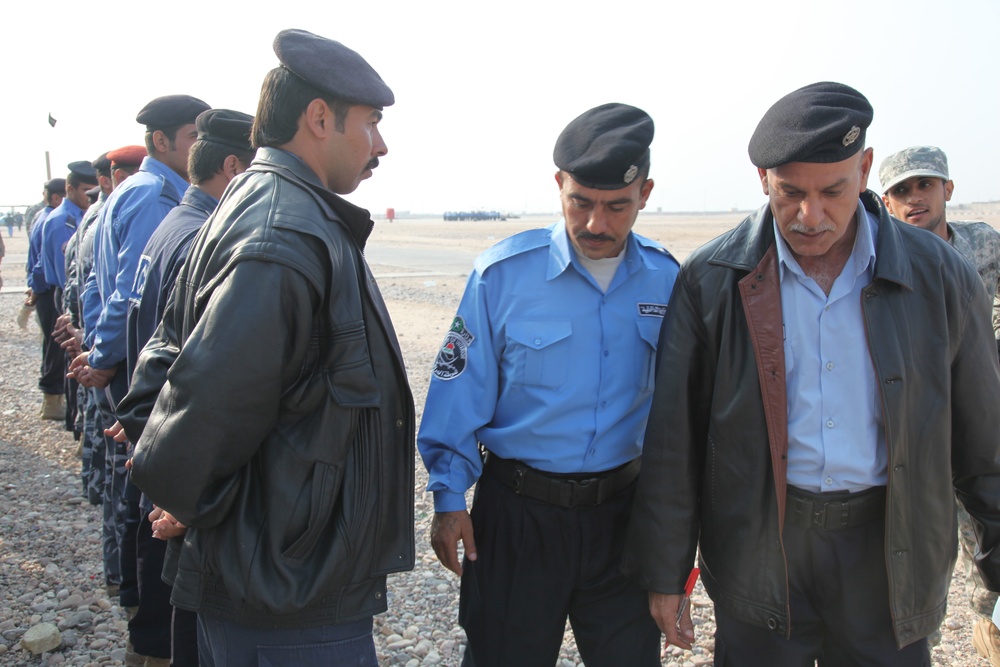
top-left (197, 614), bottom-right (377, 666)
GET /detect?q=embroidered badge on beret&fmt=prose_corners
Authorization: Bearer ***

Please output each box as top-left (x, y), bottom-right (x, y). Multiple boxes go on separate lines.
top-left (433, 316), bottom-right (475, 381)
top-left (623, 165), bottom-right (638, 184)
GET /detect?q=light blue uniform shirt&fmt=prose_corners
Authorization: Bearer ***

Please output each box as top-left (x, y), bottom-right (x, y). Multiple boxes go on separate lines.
top-left (776, 202), bottom-right (887, 493)
top-left (26, 206), bottom-right (54, 292)
top-left (418, 221), bottom-right (679, 512)
top-left (40, 198), bottom-right (84, 289)
top-left (85, 156), bottom-right (186, 370)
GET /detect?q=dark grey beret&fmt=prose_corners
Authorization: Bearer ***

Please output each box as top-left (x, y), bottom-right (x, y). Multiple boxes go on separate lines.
top-left (67, 160), bottom-right (98, 182)
top-left (748, 82), bottom-right (873, 169)
top-left (554, 103), bottom-right (654, 190)
top-left (273, 29), bottom-right (394, 108)
top-left (136, 95), bottom-right (211, 130)
top-left (45, 178), bottom-right (66, 194)
top-left (196, 109), bottom-right (254, 152)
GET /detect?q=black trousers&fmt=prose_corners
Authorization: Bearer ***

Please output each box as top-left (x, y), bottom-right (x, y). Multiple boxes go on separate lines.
top-left (127, 502), bottom-right (173, 658)
top-left (459, 471), bottom-right (659, 667)
top-left (35, 290), bottom-right (63, 395)
top-left (713, 503), bottom-right (930, 667)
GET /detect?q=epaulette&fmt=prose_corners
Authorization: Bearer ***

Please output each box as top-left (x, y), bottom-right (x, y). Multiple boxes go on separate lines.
top-left (474, 228), bottom-right (552, 274)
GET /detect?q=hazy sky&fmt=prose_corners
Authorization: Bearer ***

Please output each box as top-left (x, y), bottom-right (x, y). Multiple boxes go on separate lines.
top-left (4, 0), bottom-right (998, 216)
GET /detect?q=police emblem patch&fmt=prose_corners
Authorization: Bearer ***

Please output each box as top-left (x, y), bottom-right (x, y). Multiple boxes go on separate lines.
top-left (623, 165), bottom-right (639, 184)
top-left (433, 316), bottom-right (475, 380)
top-left (637, 303), bottom-right (667, 317)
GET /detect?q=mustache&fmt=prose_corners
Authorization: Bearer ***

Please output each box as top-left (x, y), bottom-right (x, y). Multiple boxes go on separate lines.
top-left (366, 157), bottom-right (380, 171)
top-left (576, 232), bottom-right (615, 243)
top-left (787, 222), bottom-right (836, 234)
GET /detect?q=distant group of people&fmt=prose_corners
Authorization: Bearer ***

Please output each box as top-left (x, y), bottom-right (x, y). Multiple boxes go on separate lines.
top-left (12, 27), bottom-right (1000, 667)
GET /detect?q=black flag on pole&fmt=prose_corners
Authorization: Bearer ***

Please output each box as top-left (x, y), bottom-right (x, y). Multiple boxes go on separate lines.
top-left (48, 113), bottom-right (57, 127)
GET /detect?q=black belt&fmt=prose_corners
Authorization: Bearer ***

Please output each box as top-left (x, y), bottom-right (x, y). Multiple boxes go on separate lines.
top-left (484, 453), bottom-right (640, 509)
top-left (785, 486), bottom-right (886, 530)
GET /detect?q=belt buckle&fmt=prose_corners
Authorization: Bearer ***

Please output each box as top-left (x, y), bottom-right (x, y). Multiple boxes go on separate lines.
top-left (567, 477), bottom-right (594, 508)
top-left (817, 500), bottom-right (850, 530)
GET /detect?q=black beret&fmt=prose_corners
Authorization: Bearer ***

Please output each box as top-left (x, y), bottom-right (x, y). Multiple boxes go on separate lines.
top-left (45, 178), bottom-right (66, 194)
top-left (136, 94), bottom-right (211, 130)
top-left (67, 160), bottom-right (98, 182)
top-left (273, 29), bottom-right (394, 108)
top-left (195, 109), bottom-right (254, 152)
top-left (92, 152), bottom-right (112, 173)
top-left (748, 82), bottom-right (873, 169)
top-left (553, 103), bottom-right (653, 190)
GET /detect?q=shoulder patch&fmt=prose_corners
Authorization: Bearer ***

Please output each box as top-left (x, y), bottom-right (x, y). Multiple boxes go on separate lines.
top-left (638, 303), bottom-right (668, 317)
top-left (433, 316), bottom-right (475, 381)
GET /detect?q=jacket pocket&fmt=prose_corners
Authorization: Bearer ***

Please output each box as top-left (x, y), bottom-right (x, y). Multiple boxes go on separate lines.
top-left (505, 319), bottom-right (572, 388)
top-left (281, 460), bottom-right (343, 561)
top-left (325, 321), bottom-right (381, 407)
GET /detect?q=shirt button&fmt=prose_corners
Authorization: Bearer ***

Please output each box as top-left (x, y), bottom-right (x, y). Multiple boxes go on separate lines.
top-left (603, 350), bottom-right (609, 357)
top-left (395, 419), bottom-right (403, 428)
top-left (826, 362), bottom-right (834, 370)
top-left (534, 338), bottom-right (541, 346)
top-left (825, 477), bottom-right (833, 486)
top-left (826, 419), bottom-right (834, 428)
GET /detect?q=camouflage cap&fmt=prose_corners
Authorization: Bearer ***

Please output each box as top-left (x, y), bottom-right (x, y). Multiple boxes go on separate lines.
top-left (879, 146), bottom-right (949, 193)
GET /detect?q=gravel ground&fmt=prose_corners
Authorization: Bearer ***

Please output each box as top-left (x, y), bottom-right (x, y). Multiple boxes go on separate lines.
top-left (0, 217), bottom-right (994, 665)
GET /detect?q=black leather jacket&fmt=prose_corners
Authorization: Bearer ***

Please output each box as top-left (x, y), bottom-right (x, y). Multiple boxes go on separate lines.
top-left (623, 191), bottom-right (1000, 647)
top-left (122, 147), bottom-right (415, 628)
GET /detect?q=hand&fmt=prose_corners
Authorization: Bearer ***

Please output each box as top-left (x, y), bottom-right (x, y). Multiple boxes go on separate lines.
top-left (68, 352), bottom-right (116, 388)
top-left (105, 420), bottom-right (128, 443)
top-left (60, 327), bottom-right (83, 357)
top-left (649, 592), bottom-right (695, 651)
top-left (53, 313), bottom-right (71, 340)
top-left (430, 510), bottom-right (477, 576)
top-left (148, 506), bottom-right (187, 540)
top-left (24, 290), bottom-right (37, 307)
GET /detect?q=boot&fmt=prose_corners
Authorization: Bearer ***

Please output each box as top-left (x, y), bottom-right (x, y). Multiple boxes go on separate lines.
top-left (973, 617), bottom-right (1000, 667)
top-left (40, 394), bottom-right (65, 420)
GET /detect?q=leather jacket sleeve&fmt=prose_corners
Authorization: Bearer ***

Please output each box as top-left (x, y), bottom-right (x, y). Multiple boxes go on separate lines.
top-left (950, 274), bottom-right (1000, 591)
top-left (622, 268), bottom-right (706, 593)
top-left (130, 259), bottom-right (319, 528)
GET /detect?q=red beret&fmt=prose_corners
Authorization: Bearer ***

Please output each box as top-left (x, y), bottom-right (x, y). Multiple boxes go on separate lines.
top-left (107, 145), bottom-right (147, 168)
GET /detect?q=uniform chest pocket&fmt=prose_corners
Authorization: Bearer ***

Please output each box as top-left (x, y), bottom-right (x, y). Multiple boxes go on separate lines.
top-left (635, 317), bottom-right (662, 393)
top-left (505, 319), bottom-right (572, 389)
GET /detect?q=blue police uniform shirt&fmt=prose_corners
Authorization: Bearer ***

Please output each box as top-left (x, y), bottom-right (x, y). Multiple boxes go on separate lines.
top-left (26, 206), bottom-right (54, 293)
top-left (418, 220), bottom-right (680, 513)
top-left (40, 198), bottom-right (85, 289)
top-left (775, 201), bottom-right (887, 493)
top-left (126, 184), bottom-right (218, 381)
top-left (86, 156), bottom-right (187, 370)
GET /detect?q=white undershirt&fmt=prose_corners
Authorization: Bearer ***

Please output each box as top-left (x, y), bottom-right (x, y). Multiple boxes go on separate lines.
top-left (577, 247), bottom-right (627, 292)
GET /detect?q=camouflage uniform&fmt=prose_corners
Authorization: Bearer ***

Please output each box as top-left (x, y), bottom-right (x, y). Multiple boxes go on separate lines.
top-left (69, 196), bottom-right (106, 501)
top-left (93, 386), bottom-right (128, 587)
top-left (951, 220), bottom-right (1000, 617)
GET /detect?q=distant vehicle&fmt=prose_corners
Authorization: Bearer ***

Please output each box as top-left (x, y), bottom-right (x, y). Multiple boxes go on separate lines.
top-left (443, 210), bottom-right (507, 222)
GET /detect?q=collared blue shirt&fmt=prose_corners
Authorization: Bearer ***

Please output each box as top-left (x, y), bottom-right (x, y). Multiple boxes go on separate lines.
top-left (26, 206), bottom-right (54, 292)
top-left (40, 198), bottom-right (84, 289)
top-left (126, 184), bottom-right (218, 380)
top-left (418, 220), bottom-right (679, 512)
top-left (86, 156), bottom-right (187, 370)
top-left (776, 201), bottom-right (887, 492)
